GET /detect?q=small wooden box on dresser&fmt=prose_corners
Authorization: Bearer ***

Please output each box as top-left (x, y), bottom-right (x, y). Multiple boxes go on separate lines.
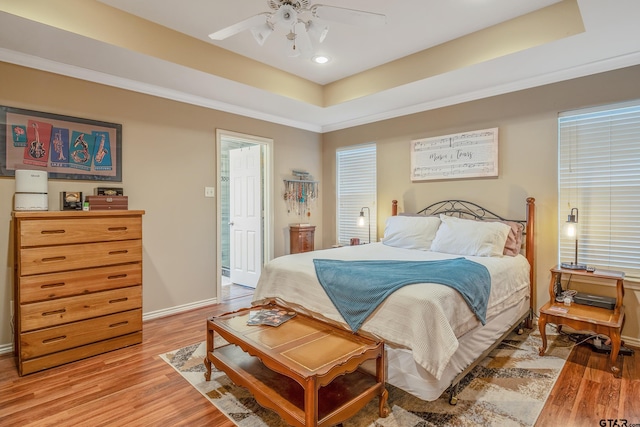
top-left (12, 210), bottom-right (145, 375)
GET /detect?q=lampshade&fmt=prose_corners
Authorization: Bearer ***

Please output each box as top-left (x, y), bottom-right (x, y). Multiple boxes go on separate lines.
top-left (274, 4), bottom-right (298, 31)
top-left (560, 207), bottom-right (586, 270)
top-left (357, 207), bottom-right (371, 244)
top-left (562, 208), bottom-right (578, 238)
top-left (293, 21), bottom-right (313, 57)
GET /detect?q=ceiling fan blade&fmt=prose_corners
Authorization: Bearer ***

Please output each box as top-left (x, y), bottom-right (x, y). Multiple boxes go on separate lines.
top-left (208, 13), bottom-right (270, 40)
top-left (311, 5), bottom-right (386, 27)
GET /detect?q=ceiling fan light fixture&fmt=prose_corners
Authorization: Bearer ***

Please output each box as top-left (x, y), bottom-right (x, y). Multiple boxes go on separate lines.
top-left (286, 33), bottom-right (301, 57)
top-left (274, 4), bottom-right (298, 31)
top-left (250, 22), bottom-right (274, 46)
top-left (209, 2), bottom-right (386, 59)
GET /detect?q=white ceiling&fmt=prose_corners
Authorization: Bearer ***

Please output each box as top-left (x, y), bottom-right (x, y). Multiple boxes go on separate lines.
top-left (99, 0), bottom-right (564, 85)
top-left (1, 0), bottom-right (640, 132)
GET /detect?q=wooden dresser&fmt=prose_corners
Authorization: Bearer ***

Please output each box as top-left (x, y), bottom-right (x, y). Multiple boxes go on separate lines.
top-left (12, 210), bottom-right (145, 375)
top-left (289, 224), bottom-right (315, 254)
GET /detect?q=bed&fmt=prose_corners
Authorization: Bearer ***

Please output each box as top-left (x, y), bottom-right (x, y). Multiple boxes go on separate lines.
top-left (252, 198), bottom-right (535, 404)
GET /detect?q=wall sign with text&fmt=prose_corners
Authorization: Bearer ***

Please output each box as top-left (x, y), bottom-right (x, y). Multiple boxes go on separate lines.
top-left (410, 127), bottom-right (498, 181)
top-left (1, 106), bottom-right (122, 182)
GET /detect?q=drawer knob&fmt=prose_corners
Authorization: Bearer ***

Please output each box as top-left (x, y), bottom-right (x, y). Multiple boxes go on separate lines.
top-left (42, 335), bottom-right (67, 344)
top-left (107, 227), bottom-right (128, 232)
top-left (109, 321), bottom-right (129, 328)
top-left (41, 229), bottom-right (66, 235)
top-left (109, 297), bottom-right (128, 304)
top-left (41, 282), bottom-right (65, 289)
top-left (107, 274), bottom-right (127, 280)
top-left (108, 250), bottom-right (128, 255)
top-left (41, 256), bottom-right (66, 263)
top-left (42, 308), bottom-right (66, 316)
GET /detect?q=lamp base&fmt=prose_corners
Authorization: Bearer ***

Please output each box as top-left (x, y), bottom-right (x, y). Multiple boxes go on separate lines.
top-left (560, 262), bottom-right (588, 270)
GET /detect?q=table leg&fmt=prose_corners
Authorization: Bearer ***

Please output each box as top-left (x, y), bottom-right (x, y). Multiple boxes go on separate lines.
top-left (376, 349), bottom-right (389, 417)
top-left (538, 314), bottom-right (548, 356)
top-left (204, 325), bottom-right (213, 381)
top-left (609, 328), bottom-right (622, 375)
top-left (304, 377), bottom-right (318, 426)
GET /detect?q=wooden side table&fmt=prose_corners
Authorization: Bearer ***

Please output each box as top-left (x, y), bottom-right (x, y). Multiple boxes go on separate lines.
top-left (290, 224), bottom-right (315, 254)
top-left (205, 304), bottom-right (389, 426)
top-left (538, 265), bottom-right (625, 375)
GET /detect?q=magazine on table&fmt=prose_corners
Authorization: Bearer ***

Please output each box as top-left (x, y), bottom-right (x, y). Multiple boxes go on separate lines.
top-left (247, 308), bottom-right (297, 327)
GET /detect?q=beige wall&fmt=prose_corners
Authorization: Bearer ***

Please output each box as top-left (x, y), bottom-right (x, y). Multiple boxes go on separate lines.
top-left (0, 62), bottom-right (322, 347)
top-left (322, 65), bottom-right (640, 343)
top-left (2, 61), bottom-right (640, 350)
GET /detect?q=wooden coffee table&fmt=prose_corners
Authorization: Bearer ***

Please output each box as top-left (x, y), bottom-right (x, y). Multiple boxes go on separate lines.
top-left (204, 304), bottom-right (389, 426)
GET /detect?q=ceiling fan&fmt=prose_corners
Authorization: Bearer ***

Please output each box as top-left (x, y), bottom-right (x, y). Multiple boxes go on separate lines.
top-left (208, 0), bottom-right (386, 58)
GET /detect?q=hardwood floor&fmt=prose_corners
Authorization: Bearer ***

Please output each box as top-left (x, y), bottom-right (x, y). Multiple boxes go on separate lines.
top-left (0, 295), bottom-right (253, 427)
top-left (536, 337), bottom-right (640, 426)
top-left (1, 294), bottom-right (638, 427)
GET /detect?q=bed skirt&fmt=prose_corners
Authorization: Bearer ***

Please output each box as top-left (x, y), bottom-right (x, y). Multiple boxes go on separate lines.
top-left (361, 296), bottom-right (530, 401)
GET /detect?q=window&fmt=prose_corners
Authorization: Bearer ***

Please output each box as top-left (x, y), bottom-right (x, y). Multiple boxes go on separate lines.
top-left (336, 143), bottom-right (377, 246)
top-left (558, 101), bottom-right (640, 279)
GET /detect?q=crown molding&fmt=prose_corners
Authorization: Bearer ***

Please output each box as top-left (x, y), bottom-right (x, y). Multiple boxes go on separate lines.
top-left (0, 48), bottom-right (322, 133)
top-left (3, 47), bottom-right (640, 135)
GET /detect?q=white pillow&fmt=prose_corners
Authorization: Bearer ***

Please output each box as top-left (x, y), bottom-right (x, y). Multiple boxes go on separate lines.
top-left (382, 215), bottom-right (441, 250)
top-left (430, 214), bottom-right (511, 257)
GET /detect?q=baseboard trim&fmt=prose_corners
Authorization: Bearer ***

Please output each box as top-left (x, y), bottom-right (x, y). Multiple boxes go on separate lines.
top-left (623, 336), bottom-right (640, 348)
top-left (0, 298), bottom-right (220, 355)
top-left (142, 298), bottom-right (219, 322)
top-left (0, 343), bottom-right (13, 355)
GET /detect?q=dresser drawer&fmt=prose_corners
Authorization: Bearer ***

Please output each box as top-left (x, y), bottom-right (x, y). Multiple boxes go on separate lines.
top-left (18, 264), bottom-right (142, 303)
top-left (20, 240), bottom-right (142, 276)
top-left (19, 333), bottom-right (142, 376)
top-left (20, 309), bottom-right (142, 359)
top-left (19, 217), bottom-right (142, 247)
top-left (299, 231), bottom-right (314, 250)
top-left (20, 286), bottom-right (142, 332)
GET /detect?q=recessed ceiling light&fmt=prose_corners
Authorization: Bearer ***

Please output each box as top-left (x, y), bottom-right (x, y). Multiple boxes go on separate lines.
top-left (312, 55), bottom-right (330, 64)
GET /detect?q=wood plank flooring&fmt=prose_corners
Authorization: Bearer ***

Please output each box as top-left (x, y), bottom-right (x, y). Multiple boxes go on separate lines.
top-left (536, 335), bottom-right (639, 426)
top-left (1, 294), bottom-right (638, 427)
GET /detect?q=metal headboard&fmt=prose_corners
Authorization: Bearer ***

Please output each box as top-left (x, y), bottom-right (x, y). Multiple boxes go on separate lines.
top-left (415, 199), bottom-right (527, 230)
top-left (391, 197), bottom-right (536, 325)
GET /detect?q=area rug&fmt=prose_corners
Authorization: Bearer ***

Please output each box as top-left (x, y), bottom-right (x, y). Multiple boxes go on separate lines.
top-left (160, 328), bottom-right (571, 427)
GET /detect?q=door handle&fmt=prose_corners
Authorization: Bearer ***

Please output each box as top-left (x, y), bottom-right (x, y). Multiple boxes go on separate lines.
top-left (229, 222), bottom-right (234, 226)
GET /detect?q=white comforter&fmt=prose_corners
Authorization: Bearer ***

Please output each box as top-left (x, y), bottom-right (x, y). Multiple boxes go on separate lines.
top-left (252, 242), bottom-right (530, 380)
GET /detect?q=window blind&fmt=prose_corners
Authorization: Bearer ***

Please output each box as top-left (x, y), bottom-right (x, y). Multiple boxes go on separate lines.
top-left (336, 143), bottom-right (377, 246)
top-left (558, 101), bottom-right (640, 279)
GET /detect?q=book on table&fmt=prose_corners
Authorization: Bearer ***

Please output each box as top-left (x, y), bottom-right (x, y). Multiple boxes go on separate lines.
top-left (247, 308), bottom-right (296, 327)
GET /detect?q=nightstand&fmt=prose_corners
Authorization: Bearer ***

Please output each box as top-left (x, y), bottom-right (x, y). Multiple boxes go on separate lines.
top-left (538, 265), bottom-right (625, 375)
top-left (289, 224), bottom-right (315, 254)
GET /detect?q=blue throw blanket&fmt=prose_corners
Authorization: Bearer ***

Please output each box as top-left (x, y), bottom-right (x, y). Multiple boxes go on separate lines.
top-left (312, 258), bottom-right (491, 332)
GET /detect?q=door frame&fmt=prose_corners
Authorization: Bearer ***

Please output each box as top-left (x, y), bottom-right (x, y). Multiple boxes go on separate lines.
top-left (216, 129), bottom-right (273, 300)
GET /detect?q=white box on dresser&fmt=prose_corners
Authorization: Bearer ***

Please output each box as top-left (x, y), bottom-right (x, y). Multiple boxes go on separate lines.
top-left (12, 210), bottom-right (145, 375)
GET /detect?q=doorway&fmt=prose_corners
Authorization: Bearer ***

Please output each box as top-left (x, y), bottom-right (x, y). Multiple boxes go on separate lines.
top-left (216, 130), bottom-right (273, 301)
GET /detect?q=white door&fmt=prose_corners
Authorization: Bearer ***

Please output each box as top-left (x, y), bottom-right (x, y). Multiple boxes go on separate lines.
top-left (229, 145), bottom-right (262, 288)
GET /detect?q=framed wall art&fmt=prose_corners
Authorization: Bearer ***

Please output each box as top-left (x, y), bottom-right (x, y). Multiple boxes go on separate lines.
top-left (1, 106), bottom-right (122, 181)
top-left (410, 127), bottom-right (498, 182)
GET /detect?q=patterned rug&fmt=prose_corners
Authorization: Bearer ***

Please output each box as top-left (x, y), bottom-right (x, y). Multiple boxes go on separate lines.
top-left (160, 328), bottom-right (570, 426)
